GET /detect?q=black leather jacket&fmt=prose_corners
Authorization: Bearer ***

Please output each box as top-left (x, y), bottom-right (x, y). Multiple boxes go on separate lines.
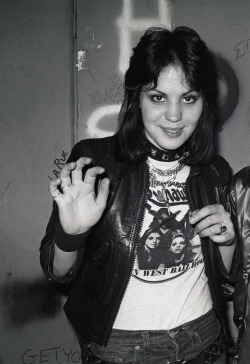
top-left (40, 136), bottom-right (236, 346)
top-left (230, 167), bottom-right (250, 354)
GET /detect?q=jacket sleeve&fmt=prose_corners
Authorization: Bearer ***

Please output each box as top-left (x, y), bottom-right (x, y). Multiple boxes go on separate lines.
top-left (215, 182), bottom-right (238, 283)
top-left (39, 201), bottom-right (88, 291)
top-left (226, 180), bottom-right (240, 282)
top-left (230, 168), bottom-right (250, 327)
top-left (39, 141), bottom-right (90, 291)
top-left (214, 181), bottom-right (238, 302)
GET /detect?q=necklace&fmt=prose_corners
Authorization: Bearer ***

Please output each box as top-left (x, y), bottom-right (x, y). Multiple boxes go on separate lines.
top-left (147, 160), bottom-right (185, 184)
top-left (147, 160), bottom-right (185, 203)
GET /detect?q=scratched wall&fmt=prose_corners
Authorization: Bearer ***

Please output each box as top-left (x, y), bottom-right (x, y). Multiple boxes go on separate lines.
top-left (175, 0), bottom-right (250, 173)
top-left (0, 1), bottom-right (81, 363)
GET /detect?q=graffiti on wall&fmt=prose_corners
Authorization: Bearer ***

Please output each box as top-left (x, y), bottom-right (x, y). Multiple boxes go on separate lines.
top-left (48, 150), bottom-right (69, 180)
top-left (22, 346), bottom-right (81, 364)
top-left (235, 36), bottom-right (250, 60)
top-left (230, 23), bottom-right (250, 61)
top-left (116, 0), bottom-right (173, 73)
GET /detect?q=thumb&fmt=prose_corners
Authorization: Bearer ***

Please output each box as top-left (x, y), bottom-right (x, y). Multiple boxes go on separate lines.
top-left (96, 178), bottom-right (110, 208)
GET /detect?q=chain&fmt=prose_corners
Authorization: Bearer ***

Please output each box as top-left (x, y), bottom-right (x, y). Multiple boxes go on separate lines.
top-left (147, 160), bottom-right (185, 180)
top-left (147, 160), bottom-right (185, 202)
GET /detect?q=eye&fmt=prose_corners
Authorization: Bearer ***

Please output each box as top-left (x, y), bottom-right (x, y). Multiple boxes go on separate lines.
top-left (151, 94), bottom-right (165, 103)
top-left (182, 94), bottom-right (199, 104)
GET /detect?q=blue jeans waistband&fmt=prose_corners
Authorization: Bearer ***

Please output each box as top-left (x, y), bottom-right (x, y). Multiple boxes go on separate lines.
top-left (89, 309), bottom-right (223, 363)
top-left (108, 309), bottom-right (219, 345)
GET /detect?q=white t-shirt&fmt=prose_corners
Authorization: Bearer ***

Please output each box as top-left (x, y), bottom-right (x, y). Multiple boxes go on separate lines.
top-left (113, 158), bottom-right (213, 330)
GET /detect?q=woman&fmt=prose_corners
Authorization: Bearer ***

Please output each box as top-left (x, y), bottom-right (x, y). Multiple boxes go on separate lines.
top-left (163, 232), bottom-right (195, 267)
top-left (136, 228), bottom-right (162, 270)
top-left (40, 26), bottom-right (236, 364)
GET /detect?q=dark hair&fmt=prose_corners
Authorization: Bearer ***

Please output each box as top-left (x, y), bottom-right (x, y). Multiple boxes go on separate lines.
top-left (166, 232), bottom-right (188, 251)
top-left (140, 227), bottom-right (161, 244)
top-left (116, 26), bottom-right (219, 165)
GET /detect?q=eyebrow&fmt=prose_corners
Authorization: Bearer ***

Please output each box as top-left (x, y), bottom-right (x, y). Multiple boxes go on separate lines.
top-left (147, 88), bottom-right (199, 96)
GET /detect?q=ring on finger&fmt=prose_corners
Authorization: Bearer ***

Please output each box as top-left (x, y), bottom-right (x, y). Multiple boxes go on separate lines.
top-left (219, 223), bottom-right (227, 234)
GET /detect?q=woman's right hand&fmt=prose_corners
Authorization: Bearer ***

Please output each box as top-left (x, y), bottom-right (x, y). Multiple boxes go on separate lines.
top-left (49, 157), bottom-right (110, 235)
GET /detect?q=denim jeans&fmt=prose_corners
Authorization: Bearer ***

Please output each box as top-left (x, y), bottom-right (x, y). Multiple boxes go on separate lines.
top-left (80, 309), bottom-right (226, 364)
top-left (83, 353), bottom-right (226, 364)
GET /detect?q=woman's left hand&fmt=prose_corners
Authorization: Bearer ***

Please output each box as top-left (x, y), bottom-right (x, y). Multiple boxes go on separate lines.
top-left (189, 204), bottom-right (235, 245)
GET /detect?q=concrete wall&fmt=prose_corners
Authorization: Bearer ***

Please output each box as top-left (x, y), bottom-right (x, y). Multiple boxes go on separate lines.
top-left (0, 0), bottom-right (249, 362)
top-left (175, 0), bottom-right (250, 173)
top-left (0, 1), bottom-right (81, 363)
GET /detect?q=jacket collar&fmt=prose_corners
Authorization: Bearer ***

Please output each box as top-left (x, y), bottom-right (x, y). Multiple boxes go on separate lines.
top-left (189, 155), bottom-right (232, 186)
top-left (114, 155), bottom-right (231, 187)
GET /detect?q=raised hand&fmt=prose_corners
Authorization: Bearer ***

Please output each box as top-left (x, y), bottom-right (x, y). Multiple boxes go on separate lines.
top-left (49, 157), bottom-right (110, 235)
top-left (189, 204), bottom-right (235, 245)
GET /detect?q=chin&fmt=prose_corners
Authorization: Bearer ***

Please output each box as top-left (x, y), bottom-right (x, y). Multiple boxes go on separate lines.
top-left (156, 138), bottom-right (185, 151)
top-left (159, 143), bottom-right (183, 151)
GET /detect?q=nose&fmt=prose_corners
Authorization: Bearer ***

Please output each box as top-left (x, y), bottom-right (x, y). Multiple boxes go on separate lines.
top-left (164, 102), bottom-right (182, 123)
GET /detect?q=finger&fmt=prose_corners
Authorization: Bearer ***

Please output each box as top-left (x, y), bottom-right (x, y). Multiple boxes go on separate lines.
top-left (198, 217), bottom-right (234, 242)
top-left (84, 166), bottom-right (106, 185)
top-left (96, 178), bottom-right (110, 208)
top-left (189, 204), bottom-right (224, 224)
top-left (198, 223), bottom-right (227, 238)
top-left (194, 212), bottom-right (231, 235)
top-left (71, 157), bottom-right (92, 183)
top-left (49, 178), bottom-right (62, 199)
top-left (190, 209), bottom-right (199, 217)
top-left (194, 215), bottom-right (220, 234)
top-left (60, 162), bottom-right (76, 187)
top-left (210, 231), bottom-right (235, 244)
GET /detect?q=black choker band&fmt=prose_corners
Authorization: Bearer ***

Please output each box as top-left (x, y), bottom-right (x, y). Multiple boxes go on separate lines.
top-left (146, 139), bottom-right (186, 162)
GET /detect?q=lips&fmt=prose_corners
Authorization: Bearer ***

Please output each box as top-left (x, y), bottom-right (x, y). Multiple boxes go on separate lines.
top-left (161, 127), bottom-right (184, 138)
top-left (149, 243), bottom-right (157, 248)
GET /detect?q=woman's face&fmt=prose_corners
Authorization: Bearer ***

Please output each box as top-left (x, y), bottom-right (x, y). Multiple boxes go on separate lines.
top-left (145, 232), bottom-right (161, 250)
top-left (139, 65), bottom-right (203, 150)
top-left (170, 236), bottom-right (186, 254)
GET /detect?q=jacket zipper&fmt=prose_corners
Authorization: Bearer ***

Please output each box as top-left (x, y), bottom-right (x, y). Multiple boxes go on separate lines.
top-left (102, 163), bottom-right (149, 345)
top-left (186, 170), bottom-right (204, 257)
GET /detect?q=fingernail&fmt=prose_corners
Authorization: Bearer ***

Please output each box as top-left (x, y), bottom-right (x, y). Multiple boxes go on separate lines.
top-left (189, 216), bottom-right (195, 223)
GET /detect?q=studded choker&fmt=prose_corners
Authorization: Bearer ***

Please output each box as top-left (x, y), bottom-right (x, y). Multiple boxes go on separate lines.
top-left (146, 139), bottom-right (185, 162)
